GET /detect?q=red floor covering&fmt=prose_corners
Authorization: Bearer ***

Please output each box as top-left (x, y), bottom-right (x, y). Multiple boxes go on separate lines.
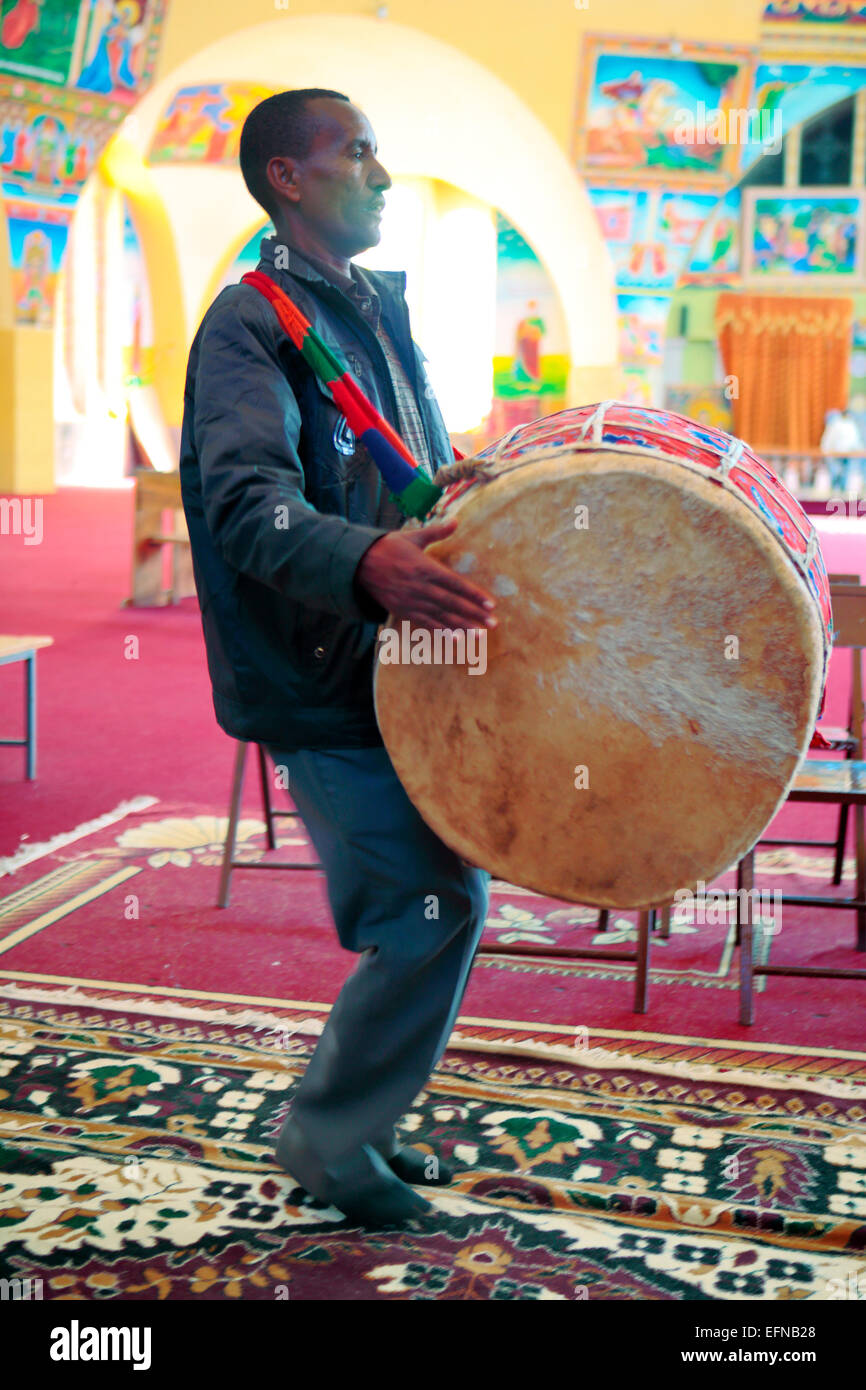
top-left (1, 487), bottom-right (864, 1057)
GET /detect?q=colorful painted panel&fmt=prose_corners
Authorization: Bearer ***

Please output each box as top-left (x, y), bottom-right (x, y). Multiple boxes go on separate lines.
top-left (0, 99), bottom-right (102, 200)
top-left (681, 189), bottom-right (741, 285)
top-left (744, 191), bottom-right (863, 282)
top-left (763, 1), bottom-right (866, 20)
top-left (588, 186), bottom-right (720, 289)
top-left (742, 62), bottom-right (866, 173)
top-left (7, 198), bottom-right (70, 325)
top-left (664, 384), bottom-right (734, 432)
top-left (576, 37), bottom-right (754, 183)
top-left (0, 0), bottom-right (82, 85)
top-left (617, 292), bottom-right (668, 365)
top-left (149, 84), bottom-right (278, 165)
top-left (493, 213), bottom-right (569, 402)
top-left (121, 206), bottom-right (154, 386)
top-left (587, 187), bottom-right (654, 286)
top-left (621, 362), bottom-right (656, 406)
top-left (74, 0), bottom-right (163, 101)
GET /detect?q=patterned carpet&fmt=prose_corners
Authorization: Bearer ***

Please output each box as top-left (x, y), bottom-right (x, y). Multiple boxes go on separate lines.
top-left (3, 799), bottom-right (866, 1048)
top-left (2, 997), bottom-right (866, 1301)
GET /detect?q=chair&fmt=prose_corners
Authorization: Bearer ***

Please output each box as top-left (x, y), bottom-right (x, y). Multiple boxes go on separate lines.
top-left (479, 908), bottom-right (657, 1013)
top-left (735, 584), bottom-right (866, 1024)
top-left (759, 576), bottom-right (862, 883)
top-left (596, 904), bottom-right (672, 939)
top-left (217, 742), bottom-right (321, 907)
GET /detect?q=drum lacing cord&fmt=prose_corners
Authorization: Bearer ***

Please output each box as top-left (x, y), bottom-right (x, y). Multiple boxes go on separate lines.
top-left (576, 400), bottom-right (618, 445)
top-left (432, 419), bottom-right (528, 487)
top-left (432, 455), bottom-right (499, 486)
top-left (804, 526), bottom-right (818, 571)
top-left (719, 438), bottom-right (746, 475)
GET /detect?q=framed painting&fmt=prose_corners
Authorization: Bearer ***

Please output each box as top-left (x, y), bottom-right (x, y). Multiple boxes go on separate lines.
top-left (574, 34), bottom-right (756, 186)
top-left (742, 188), bottom-right (864, 284)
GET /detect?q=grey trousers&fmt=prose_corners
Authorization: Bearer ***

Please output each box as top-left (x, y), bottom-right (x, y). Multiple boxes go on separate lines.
top-left (266, 743), bottom-right (489, 1165)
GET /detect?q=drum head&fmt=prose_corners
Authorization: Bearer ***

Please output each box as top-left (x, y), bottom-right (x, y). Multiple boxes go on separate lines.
top-left (374, 450), bottom-right (825, 908)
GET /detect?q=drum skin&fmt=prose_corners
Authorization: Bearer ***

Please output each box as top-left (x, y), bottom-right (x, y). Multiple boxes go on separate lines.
top-left (373, 447), bottom-right (826, 909)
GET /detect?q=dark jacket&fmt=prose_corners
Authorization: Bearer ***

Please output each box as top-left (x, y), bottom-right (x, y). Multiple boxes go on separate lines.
top-left (179, 237), bottom-right (454, 750)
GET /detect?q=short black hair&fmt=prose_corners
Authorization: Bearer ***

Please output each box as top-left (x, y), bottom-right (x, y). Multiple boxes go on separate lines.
top-left (239, 88), bottom-right (351, 217)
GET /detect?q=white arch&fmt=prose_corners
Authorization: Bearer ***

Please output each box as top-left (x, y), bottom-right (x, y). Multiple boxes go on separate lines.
top-left (117, 13), bottom-right (617, 378)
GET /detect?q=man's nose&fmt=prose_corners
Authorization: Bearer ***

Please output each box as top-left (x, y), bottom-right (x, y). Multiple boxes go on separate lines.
top-left (369, 160), bottom-right (392, 191)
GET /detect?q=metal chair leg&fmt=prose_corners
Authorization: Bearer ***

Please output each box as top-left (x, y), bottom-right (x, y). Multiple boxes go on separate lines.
top-left (257, 744), bottom-right (277, 850)
top-left (833, 804), bottom-right (849, 886)
top-left (659, 904), bottom-right (671, 939)
top-left (25, 653), bottom-right (36, 780)
top-left (597, 909), bottom-right (609, 933)
top-left (634, 910), bottom-right (651, 1013)
top-left (738, 851), bottom-right (755, 1025)
top-left (856, 803), bottom-right (866, 953)
top-left (217, 741), bottom-right (249, 908)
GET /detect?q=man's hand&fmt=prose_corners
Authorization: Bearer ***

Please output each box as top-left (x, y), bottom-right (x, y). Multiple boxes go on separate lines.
top-left (356, 520), bottom-right (497, 631)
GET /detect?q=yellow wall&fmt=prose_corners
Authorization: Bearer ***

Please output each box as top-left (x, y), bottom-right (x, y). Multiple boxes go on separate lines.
top-left (0, 328), bottom-right (54, 494)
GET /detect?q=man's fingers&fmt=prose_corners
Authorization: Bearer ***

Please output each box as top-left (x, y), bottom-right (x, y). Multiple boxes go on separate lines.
top-left (419, 564), bottom-right (496, 609)
top-left (406, 520), bottom-right (458, 548)
top-left (390, 612), bottom-right (493, 634)
top-left (401, 522), bottom-right (497, 608)
top-left (389, 595), bottom-right (497, 629)
top-left (419, 586), bottom-right (497, 627)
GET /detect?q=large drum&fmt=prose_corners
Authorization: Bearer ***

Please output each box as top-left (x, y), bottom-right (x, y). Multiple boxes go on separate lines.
top-left (374, 403), bottom-right (832, 909)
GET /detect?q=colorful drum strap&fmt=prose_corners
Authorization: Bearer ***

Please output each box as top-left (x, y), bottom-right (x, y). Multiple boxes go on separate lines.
top-left (241, 270), bottom-right (444, 520)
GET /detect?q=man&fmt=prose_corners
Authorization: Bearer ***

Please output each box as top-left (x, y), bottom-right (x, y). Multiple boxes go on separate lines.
top-left (179, 89), bottom-right (496, 1227)
top-left (820, 406), bottom-right (863, 494)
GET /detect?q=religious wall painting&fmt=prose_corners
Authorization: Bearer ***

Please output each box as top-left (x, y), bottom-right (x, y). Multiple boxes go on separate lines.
top-left (0, 99), bottom-right (104, 199)
top-left (0, 1), bottom-right (165, 102)
top-left (493, 213), bottom-right (569, 407)
top-left (121, 204), bottom-right (154, 387)
top-left (664, 384), bottom-right (734, 433)
top-left (587, 187), bottom-right (654, 287)
top-left (7, 197), bottom-right (70, 324)
top-left (74, 0), bottom-right (165, 103)
top-left (589, 185), bottom-right (721, 290)
top-left (620, 363), bottom-right (657, 407)
top-left (743, 189), bottom-right (864, 283)
top-left (681, 188), bottom-right (742, 285)
top-left (149, 83), bottom-right (278, 165)
top-left (654, 190), bottom-right (721, 286)
top-left (0, 0), bottom-right (82, 85)
top-left (616, 292), bottom-right (668, 365)
top-left (575, 36), bottom-right (754, 185)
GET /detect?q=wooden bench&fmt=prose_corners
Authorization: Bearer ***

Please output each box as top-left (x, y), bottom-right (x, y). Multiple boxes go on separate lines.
top-left (128, 469), bottom-right (196, 607)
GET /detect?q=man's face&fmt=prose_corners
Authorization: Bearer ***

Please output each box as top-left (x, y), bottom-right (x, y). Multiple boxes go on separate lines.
top-left (272, 98), bottom-right (392, 257)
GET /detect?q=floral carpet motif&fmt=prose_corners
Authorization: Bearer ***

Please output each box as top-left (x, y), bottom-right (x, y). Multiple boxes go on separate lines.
top-left (1, 1001), bottom-right (865, 1301)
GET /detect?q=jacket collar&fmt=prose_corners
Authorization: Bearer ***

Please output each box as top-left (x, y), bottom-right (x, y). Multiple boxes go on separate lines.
top-left (258, 235), bottom-right (407, 302)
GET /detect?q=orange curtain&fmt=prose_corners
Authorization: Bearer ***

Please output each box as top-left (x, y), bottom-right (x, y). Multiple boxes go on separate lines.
top-left (715, 293), bottom-right (853, 451)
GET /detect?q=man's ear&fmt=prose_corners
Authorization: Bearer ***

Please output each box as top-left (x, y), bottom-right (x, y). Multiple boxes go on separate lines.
top-left (265, 155), bottom-right (301, 207)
